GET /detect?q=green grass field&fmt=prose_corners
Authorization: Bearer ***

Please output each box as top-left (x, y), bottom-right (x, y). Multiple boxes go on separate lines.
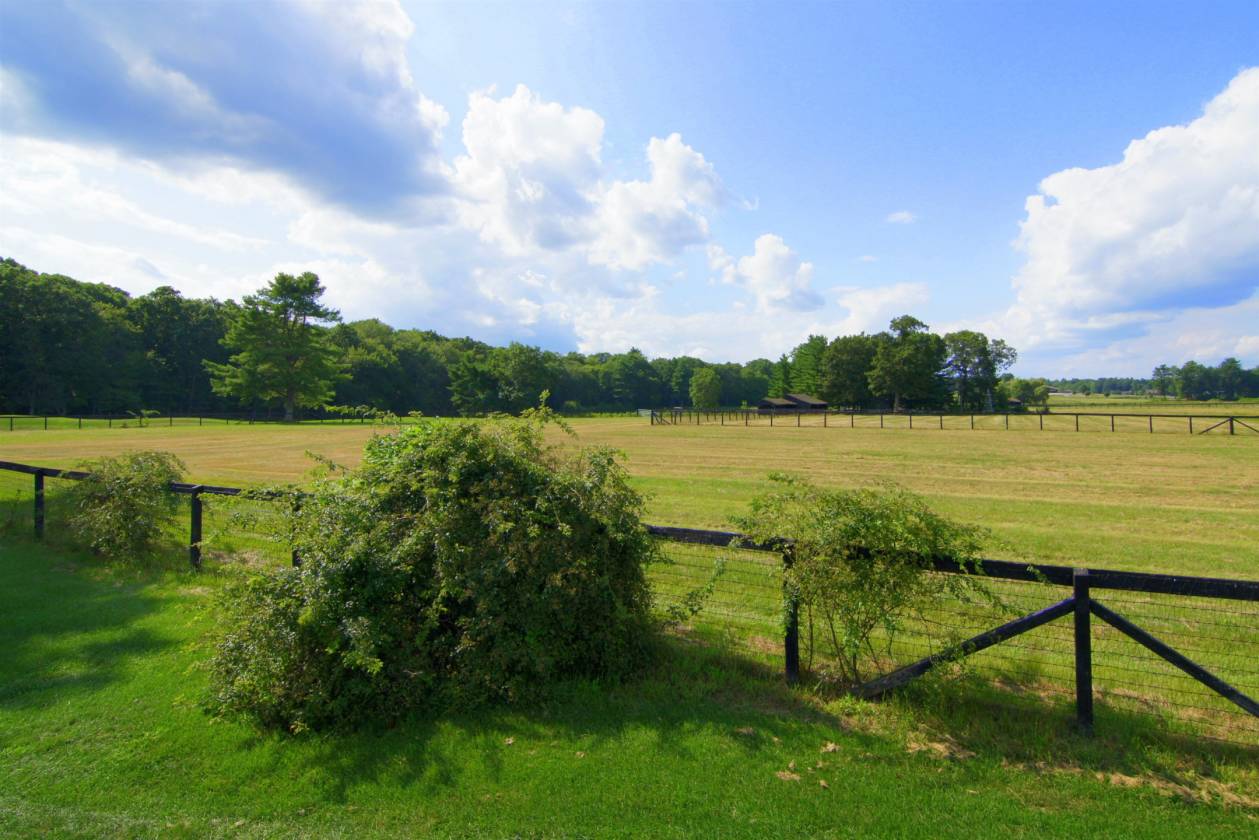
top-left (1046, 395), bottom-right (1259, 415)
top-left (2, 539), bottom-right (1257, 838)
top-left (4, 417), bottom-right (1257, 576)
top-left (2, 419), bottom-right (1258, 835)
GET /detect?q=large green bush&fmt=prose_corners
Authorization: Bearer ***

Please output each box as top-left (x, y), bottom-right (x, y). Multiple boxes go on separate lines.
top-left (66, 450), bottom-right (186, 559)
top-left (733, 475), bottom-right (991, 686)
top-left (210, 412), bottom-right (658, 731)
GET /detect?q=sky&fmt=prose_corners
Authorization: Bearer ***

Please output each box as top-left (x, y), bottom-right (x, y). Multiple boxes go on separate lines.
top-left (1, 1), bottom-right (1257, 376)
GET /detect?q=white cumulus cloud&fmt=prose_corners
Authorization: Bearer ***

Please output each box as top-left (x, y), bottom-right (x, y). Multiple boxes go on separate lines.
top-left (831, 282), bottom-right (930, 335)
top-left (735, 234), bottom-right (823, 312)
top-left (451, 84), bottom-right (605, 255)
top-left (589, 133), bottom-right (723, 269)
top-left (1006, 66), bottom-right (1259, 354)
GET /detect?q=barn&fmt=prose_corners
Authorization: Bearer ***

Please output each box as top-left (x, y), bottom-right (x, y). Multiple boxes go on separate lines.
top-left (756, 393), bottom-right (828, 413)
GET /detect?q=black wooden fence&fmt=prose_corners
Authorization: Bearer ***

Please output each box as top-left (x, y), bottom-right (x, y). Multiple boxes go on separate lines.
top-left (0, 411), bottom-right (406, 431)
top-left (651, 408), bottom-right (1259, 436)
top-left (3, 459), bottom-right (1257, 747)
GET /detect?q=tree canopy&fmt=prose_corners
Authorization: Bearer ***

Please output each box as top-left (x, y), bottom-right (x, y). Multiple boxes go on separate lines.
top-left (205, 272), bottom-right (344, 421)
top-left (688, 367), bottom-right (721, 411)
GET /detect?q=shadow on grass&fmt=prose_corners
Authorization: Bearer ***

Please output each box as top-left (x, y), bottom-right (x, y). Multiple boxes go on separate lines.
top-left (3, 522), bottom-right (1254, 810)
top-left (220, 641), bottom-right (873, 805)
top-left (0, 533), bottom-right (183, 710)
top-left (866, 666), bottom-right (1259, 801)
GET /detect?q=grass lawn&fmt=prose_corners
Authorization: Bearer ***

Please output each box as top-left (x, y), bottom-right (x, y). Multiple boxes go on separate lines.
top-left (3, 417), bottom-right (1257, 577)
top-left (2, 538), bottom-right (1257, 838)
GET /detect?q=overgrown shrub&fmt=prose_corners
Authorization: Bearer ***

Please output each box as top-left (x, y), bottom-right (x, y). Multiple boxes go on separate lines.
top-left (65, 451), bottom-right (186, 559)
top-left (210, 410), bottom-right (658, 731)
top-left (732, 475), bottom-right (991, 686)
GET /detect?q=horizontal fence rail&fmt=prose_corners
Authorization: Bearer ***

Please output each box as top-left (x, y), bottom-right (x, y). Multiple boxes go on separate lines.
top-left (649, 408), bottom-right (1259, 436)
top-left (3, 459), bottom-right (1257, 748)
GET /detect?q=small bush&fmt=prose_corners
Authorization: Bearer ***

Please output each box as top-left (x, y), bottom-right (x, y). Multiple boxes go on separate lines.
top-left (65, 451), bottom-right (186, 559)
top-left (732, 475), bottom-right (991, 686)
top-left (210, 411), bottom-right (658, 731)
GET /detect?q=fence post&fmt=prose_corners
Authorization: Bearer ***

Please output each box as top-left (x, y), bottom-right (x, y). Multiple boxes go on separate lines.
top-left (1005, 413), bottom-right (1009, 430)
top-left (34, 472), bottom-right (45, 539)
top-left (880, 413), bottom-right (884, 429)
top-left (290, 494), bottom-right (303, 567)
top-left (1039, 413), bottom-right (1044, 431)
top-left (796, 412), bottom-right (800, 427)
top-left (44, 415), bottom-right (48, 430)
top-left (1110, 415), bottom-right (1115, 433)
top-left (1189, 416), bottom-right (1193, 434)
top-left (1148, 415), bottom-right (1153, 434)
top-left (1230, 417), bottom-right (1236, 436)
top-left (939, 414), bottom-right (943, 430)
top-left (970, 414), bottom-right (974, 430)
top-left (909, 411), bottom-right (913, 429)
top-left (78, 417), bottom-right (82, 429)
top-left (1073, 568), bottom-right (1093, 733)
top-left (189, 489), bottom-right (203, 570)
top-left (783, 547), bottom-right (800, 685)
top-left (1075, 414), bottom-right (1079, 432)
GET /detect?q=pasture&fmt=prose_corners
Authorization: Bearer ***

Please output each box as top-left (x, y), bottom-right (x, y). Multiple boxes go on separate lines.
top-left (3, 416), bottom-right (1257, 577)
top-left (2, 418), bottom-right (1258, 836)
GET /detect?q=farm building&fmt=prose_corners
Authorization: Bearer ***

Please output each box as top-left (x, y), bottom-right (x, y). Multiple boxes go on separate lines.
top-left (757, 393), bottom-right (828, 412)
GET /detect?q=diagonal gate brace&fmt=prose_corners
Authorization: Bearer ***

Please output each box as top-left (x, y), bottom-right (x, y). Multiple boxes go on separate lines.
top-left (853, 597), bottom-right (1076, 700)
top-left (1090, 600), bottom-right (1259, 719)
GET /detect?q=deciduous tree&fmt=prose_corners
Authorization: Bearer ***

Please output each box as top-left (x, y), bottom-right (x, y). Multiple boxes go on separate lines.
top-left (688, 367), bottom-right (721, 410)
top-left (867, 316), bottom-right (947, 412)
top-left (820, 333), bottom-right (880, 408)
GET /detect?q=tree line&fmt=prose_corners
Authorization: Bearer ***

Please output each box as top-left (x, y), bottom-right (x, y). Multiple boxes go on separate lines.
top-left (1046, 361), bottom-right (1259, 401)
top-left (0, 259), bottom-right (773, 417)
top-left (769, 316), bottom-right (1022, 412)
top-left (49, 257), bottom-right (1259, 418)
top-left (1, 260), bottom-right (1041, 418)
top-left (1149, 360), bottom-right (1259, 401)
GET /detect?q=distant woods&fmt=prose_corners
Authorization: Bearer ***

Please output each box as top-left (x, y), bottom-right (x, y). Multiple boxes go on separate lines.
top-left (2, 257), bottom-right (1255, 417)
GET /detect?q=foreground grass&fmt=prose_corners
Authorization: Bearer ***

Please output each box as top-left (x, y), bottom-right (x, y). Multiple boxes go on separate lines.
top-left (2, 418), bottom-right (1257, 577)
top-left (1, 538), bottom-right (1256, 838)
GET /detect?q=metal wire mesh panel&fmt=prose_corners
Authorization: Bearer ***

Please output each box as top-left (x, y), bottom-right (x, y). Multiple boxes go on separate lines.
top-left (198, 492), bottom-right (294, 567)
top-left (648, 539), bottom-right (784, 664)
top-left (827, 574), bottom-right (1259, 746)
top-left (1090, 590), bottom-right (1259, 744)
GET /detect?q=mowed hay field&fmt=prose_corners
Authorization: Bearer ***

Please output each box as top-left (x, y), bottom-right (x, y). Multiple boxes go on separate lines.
top-left (2, 416), bottom-right (1257, 578)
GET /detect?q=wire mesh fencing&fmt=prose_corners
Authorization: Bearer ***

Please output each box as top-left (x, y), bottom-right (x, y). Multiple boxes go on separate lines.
top-left (3, 459), bottom-right (1257, 749)
top-left (648, 539), bottom-right (785, 666)
top-left (816, 574), bottom-right (1259, 747)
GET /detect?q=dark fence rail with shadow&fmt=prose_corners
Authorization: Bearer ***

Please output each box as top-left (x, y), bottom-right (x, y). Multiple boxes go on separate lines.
top-left (2, 459), bottom-right (1256, 749)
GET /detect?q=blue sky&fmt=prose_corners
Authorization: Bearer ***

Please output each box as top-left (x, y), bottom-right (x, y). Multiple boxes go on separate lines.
top-left (2, 1), bottom-right (1257, 374)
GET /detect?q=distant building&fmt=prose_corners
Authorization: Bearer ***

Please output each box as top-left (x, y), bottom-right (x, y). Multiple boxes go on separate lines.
top-left (757, 393), bottom-right (828, 413)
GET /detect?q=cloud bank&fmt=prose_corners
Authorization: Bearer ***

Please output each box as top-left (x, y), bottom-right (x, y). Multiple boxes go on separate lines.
top-left (1002, 67), bottom-right (1259, 365)
top-left (2, 2), bottom-right (1255, 371)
